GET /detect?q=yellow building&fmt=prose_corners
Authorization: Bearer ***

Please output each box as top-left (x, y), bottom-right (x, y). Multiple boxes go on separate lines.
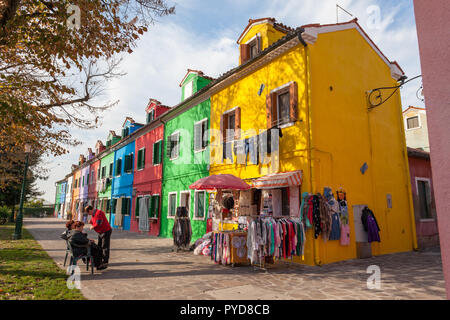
top-left (208, 18), bottom-right (417, 265)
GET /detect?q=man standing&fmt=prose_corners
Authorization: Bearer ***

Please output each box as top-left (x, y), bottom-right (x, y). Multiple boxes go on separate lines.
top-left (85, 205), bottom-right (112, 269)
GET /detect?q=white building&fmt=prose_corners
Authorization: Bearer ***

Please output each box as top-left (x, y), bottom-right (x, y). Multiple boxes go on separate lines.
top-left (403, 106), bottom-right (430, 152)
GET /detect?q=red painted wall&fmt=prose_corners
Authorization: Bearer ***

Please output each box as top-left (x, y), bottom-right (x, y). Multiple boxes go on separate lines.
top-left (131, 123), bottom-right (164, 236)
top-left (88, 159), bottom-right (100, 205)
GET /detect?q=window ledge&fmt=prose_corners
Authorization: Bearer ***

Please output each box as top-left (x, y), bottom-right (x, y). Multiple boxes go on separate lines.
top-left (193, 216), bottom-right (206, 221)
top-left (167, 215), bottom-right (175, 219)
top-left (277, 121), bottom-right (295, 129)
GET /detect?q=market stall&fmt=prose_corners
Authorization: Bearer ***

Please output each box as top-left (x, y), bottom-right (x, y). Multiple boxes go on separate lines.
top-left (189, 174), bottom-right (251, 266)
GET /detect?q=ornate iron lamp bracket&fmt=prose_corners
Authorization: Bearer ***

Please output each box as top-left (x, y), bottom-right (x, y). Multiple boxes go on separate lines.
top-left (367, 75), bottom-right (422, 109)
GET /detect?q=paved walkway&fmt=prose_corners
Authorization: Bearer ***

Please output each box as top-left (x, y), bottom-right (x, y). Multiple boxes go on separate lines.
top-left (24, 217), bottom-right (446, 300)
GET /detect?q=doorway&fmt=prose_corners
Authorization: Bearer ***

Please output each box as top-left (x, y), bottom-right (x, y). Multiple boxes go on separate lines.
top-left (180, 191), bottom-right (190, 216)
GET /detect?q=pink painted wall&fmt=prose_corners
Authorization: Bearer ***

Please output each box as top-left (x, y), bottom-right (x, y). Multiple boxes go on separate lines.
top-left (408, 155), bottom-right (439, 246)
top-left (414, 0), bottom-right (450, 298)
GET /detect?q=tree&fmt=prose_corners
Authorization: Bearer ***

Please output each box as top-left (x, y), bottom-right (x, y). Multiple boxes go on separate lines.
top-left (0, 0), bottom-right (175, 159)
top-left (0, 144), bottom-right (46, 218)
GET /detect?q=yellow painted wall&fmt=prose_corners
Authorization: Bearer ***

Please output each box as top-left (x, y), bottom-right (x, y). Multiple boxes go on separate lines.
top-left (307, 28), bottom-right (415, 264)
top-left (210, 23), bottom-right (416, 266)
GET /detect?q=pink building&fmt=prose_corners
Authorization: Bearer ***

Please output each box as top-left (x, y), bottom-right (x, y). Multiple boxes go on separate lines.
top-left (414, 0), bottom-right (450, 298)
top-left (407, 148), bottom-right (439, 248)
top-left (130, 99), bottom-right (169, 236)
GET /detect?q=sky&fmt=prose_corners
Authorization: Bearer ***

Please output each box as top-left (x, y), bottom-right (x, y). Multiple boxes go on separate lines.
top-left (40, 0), bottom-right (424, 203)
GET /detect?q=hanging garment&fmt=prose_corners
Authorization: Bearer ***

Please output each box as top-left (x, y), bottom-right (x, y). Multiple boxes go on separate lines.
top-left (235, 139), bottom-right (246, 164)
top-left (224, 141), bottom-right (233, 163)
top-left (338, 200), bottom-right (349, 225)
top-left (340, 224), bottom-right (350, 246)
top-left (115, 197), bottom-right (123, 227)
top-left (248, 135), bottom-right (259, 165)
top-left (329, 212), bottom-right (341, 240)
top-left (367, 215), bottom-right (381, 243)
top-left (318, 194), bottom-right (332, 242)
top-left (312, 195), bottom-right (321, 239)
top-left (138, 197), bottom-right (149, 232)
top-left (258, 130), bottom-right (271, 164)
top-left (300, 192), bottom-right (312, 228)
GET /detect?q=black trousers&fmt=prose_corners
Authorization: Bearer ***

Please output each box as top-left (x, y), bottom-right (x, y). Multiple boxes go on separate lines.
top-left (97, 229), bottom-right (112, 264)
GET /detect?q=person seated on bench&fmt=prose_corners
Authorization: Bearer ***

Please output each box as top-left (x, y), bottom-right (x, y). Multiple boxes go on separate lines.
top-left (60, 220), bottom-right (75, 240)
top-left (68, 221), bottom-right (106, 270)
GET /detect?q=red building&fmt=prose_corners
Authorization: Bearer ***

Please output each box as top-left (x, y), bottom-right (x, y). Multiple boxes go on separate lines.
top-left (407, 147), bottom-right (439, 249)
top-left (130, 99), bottom-right (169, 235)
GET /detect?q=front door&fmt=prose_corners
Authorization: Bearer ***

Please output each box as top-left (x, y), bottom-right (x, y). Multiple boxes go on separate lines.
top-left (180, 192), bottom-right (190, 216)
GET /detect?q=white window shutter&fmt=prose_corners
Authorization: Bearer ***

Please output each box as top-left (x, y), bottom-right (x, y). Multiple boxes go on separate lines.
top-left (194, 123), bottom-right (201, 151)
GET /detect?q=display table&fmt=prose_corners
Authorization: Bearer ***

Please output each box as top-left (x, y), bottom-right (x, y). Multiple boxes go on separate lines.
top-left (211, 230), bottom-right (249, 266)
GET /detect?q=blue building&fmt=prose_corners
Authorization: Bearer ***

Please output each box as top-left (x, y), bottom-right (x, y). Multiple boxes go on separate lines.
top-left (110, 118), bottom-right (143, 230)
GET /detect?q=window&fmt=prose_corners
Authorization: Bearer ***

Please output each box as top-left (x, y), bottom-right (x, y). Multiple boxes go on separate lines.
top-left (168, 132), bottom-right (180, 160)
top-left (266, 82), bottom-right (298, 128)
top-left (106, 199), bottom-right (111, 213)
top-left (153, 141), bottom-right (162, 165)
top-left (168, 193), bottom-right (177, 217)
top-left (240, 35), bottom-right (261, 64)
top-left (87, 173), bottom-right (90, 185)
top-left (98, 168), bottom-right (101, 179)
top-left (121, 197), bottom-right (131, 215)
top-left (184, 80), bottom-right (193, 99)
top-left (194, 191), bottom-right (206, 219)
top-left (111, 198), bottom-right (117, 214)
top-left (106, 140), bottom-right (111, 147)
top-left (407, 116), bottom-right (419, 129)
top-left (101, 166), bottom-right (106, 178)
top-left (121, 127), bottom-right (130, 138)
top-left (417, 179), bottom-right (432, 219)
top-left (221, 107), bottom-right (241, 143)
top-left (194, 119), bottom-right (209, 151)
top-left (109, 162), bottom-right (113, 177)
top-left (124, 154), bottom-right (133, 173)
top-left (146, 110), bottom-right (155, 124)
top-left (150, 195), bottom-right (160, 218)
top-left (137, 148), bottom-right (146, 170)
top-left (115, 158), bottom-right (122, 176)
top-left (91, 170), bottom-right (94, 183)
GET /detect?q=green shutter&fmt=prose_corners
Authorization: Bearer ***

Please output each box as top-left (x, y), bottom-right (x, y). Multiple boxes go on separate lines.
top-left (157, 142), bottom-right (162, 164)
top-left (153, 195), bottom-right (160, 218)
top-left (137, 150), bottom-right (142, 169)
top-left (148, 196), bottom-right (153, 218)
top-left (121, 197), bottom-right (126, 214)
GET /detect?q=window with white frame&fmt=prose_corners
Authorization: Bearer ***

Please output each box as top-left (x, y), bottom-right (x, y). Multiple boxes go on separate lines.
top-left (168, 192), bottom-right (177, 217)
top-left (194, 119), bottom-right (208, 151)
top-left (168, 132), bottom-right (180, 160)
top-left (184, 80), bottom-right (193, 99)
top-left (194, 190), bottom-right (206, 219)
top-left (407, 116), bottom-right (420, 129)
top-left (416, 178), bottom-right (432, 219)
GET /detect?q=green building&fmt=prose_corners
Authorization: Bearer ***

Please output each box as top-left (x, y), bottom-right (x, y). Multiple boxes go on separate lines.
top-left (159, 70), bottom-right (213, 240)
top-left (97, 130), bottom-right (120, 221)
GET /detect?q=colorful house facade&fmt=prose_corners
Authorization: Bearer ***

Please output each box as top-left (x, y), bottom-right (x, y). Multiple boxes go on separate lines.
top-left (71, 165), bottom-right (81, 220)
top-left (79, 154), bottom-right (90, 221)
top-left (207, 18), bottom-right (416, 265)
top-left (54, 179), bottom-right (67, 218)
top-left (160, 70), bottom-right (213, 240)
top-left (97, 131), bottom-right (119, 222)
top-left (131, 99), bottom-right (169, 235)
top-left (110, 118), bottom-right (143, 230)
top-left (64, 173), bottom-right (73, 219)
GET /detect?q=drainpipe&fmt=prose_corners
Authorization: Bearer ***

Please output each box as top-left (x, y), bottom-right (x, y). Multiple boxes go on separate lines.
top-left (300, 32), bottom-right (322, 266)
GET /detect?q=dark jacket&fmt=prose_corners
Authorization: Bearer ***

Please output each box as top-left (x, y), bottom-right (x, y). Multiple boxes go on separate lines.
top-left (60, 228), bottom-right (72, 240)
top-left (361, 207), bottom-right (380, 232)
top-left (68, 230), bottom-right (90, 257)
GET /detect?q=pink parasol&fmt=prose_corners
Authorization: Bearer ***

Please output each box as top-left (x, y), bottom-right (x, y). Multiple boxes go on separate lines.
top-left (189, 174), bottom-right (251, 190)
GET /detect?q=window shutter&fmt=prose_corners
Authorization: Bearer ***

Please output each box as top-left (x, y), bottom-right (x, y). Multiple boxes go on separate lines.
top-left (175, 134), bottom-right (180, 158)
top-left (121, 128), bottom-right (126, 138)
top-left (202, 120), bottom-right (209, 148)
top-left (240, 44), bottom-right (249, 64)
top-left (157, 142), bottom-right (162, 164)
top-left (234, 107), bottom-right (241, 140)
top-left (166, 136), bottom-right (171, 158)
top-left (152, 143), bottom-right (156, 165)
top-left (153, 195), bottom-right (160, 218)
top-left (137, 150), bottom-right (142, 169)
top-left (221, 114), bottom-right (228, 142)
top-left (135, 197), bottom-right (140, 217)
top-left (266, 94), bottom-right (273, 128)
top-left (194, 122), bottom-right (201, 151)
top-left (289, 81), bottom-right (298, 122)
top-left (142, 148), bottom-right (146, 167)
top-left (148, 196), bottom-right (154, 218)
top-left (257, 35), bottom-right (262, 53)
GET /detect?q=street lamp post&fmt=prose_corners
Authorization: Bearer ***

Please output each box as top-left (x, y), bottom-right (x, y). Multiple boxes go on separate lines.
top-left (13, 144), bottom-right (32, 240)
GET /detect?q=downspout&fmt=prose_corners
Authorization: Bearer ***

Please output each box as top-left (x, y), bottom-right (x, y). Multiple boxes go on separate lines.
top-left (299, 32), bottom-right (321, 266)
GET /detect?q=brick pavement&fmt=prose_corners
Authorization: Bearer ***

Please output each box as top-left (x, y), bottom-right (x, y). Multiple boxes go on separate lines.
top-left (24, 217), bottom-right (446, 300)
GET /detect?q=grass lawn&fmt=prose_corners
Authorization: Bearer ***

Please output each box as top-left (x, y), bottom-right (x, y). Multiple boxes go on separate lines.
top-left (0, 222), bottom-right (86, 300)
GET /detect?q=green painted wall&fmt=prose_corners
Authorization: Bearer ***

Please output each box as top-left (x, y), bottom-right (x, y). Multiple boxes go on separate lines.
top-left (98, 149), bottom-right (115, 220)
top-left (161, 75), bottom-right (211, 241)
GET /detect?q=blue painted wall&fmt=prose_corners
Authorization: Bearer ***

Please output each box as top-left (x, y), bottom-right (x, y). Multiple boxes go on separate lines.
top-left (110, 139), bottom-right (135, 231)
